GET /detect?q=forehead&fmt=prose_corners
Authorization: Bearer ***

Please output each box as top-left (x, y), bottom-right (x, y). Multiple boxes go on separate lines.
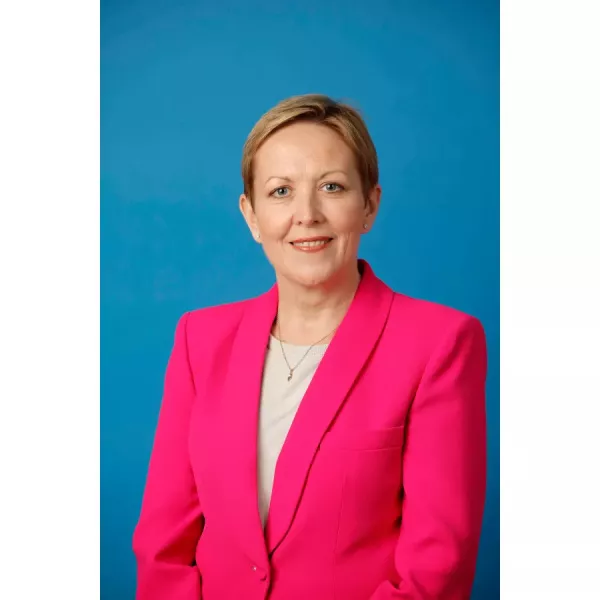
top-left (254, 122), bottom-right (357, 178)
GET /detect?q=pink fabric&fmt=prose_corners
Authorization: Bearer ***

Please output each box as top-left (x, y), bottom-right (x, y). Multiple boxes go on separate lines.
top-left (133, 260), bottom-right (487, 600)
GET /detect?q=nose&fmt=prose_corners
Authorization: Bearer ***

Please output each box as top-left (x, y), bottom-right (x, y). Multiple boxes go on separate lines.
top-left (294, 189), bottom-right (323, 226)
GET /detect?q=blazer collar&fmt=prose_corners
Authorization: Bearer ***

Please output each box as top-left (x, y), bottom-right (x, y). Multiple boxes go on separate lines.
top-left (218, 259), bottom-right (395, 564)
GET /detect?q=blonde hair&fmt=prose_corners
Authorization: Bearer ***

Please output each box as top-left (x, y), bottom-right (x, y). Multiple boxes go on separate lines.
top-left (241, 94), bottom-right (379, 204)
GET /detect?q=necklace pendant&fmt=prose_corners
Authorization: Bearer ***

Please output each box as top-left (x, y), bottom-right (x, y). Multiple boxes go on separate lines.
top-left (287, 370), bottom-right (294, 382)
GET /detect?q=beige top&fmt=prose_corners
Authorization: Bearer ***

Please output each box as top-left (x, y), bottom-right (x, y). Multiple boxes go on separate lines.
top-left (257, 335), bottom-right (329, 527)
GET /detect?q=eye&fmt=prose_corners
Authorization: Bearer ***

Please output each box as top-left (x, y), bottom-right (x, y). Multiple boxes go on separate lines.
top-left (322, 182), bottom-right (344, 193)
top-left (270, 186), bottom-right (290, 198)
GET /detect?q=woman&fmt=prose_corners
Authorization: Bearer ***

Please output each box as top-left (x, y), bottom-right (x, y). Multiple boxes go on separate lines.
top-left (133, 94), bottom-right (487, 600)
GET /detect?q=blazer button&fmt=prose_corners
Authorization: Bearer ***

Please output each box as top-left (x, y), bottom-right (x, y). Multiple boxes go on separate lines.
top-left (252, 565), bottom-right (268, 582)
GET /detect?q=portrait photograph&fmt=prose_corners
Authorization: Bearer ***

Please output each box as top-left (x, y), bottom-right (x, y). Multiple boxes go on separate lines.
top-left (100, 1), bottom-right (500, 599)
top-left (4, 1), bottom-right (599, 599)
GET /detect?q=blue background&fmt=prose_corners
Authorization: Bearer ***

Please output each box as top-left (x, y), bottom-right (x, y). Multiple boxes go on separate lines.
top-left (101, 1), bottom-right (499, 597)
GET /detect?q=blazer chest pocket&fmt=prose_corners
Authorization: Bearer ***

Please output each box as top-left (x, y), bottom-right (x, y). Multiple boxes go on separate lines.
top-left (319, 426), bottom-right (406, 555)
top-left (319, 425), bottom-right (405, 452)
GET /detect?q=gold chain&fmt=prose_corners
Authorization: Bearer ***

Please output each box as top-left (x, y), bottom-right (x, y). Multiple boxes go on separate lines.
top-left (276, 320), bottom-right (338, 382)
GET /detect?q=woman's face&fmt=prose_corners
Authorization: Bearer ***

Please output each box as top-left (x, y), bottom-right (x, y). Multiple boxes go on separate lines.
top-left (240, 122), bottom-right (380, 289)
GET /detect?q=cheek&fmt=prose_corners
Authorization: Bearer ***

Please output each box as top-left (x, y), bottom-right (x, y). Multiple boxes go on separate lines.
top-left (328, 203), bottom-right (364, 233)
top-left (255, 213), bottom-right (289, 240)
top-left (337, 233), bottom-right (362, 254)
top-left (335, 217), bottom-right (364, 237)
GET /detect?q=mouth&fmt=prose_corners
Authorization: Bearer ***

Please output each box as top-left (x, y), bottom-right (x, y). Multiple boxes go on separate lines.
top-left (289, 237), bottom-right (334, 252)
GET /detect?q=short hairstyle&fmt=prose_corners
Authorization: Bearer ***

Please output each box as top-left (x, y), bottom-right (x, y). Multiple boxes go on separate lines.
top-left (241, 94), bottom-right (379, 204)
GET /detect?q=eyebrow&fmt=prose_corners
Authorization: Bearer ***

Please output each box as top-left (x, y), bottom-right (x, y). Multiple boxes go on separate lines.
top-left (264, 170), bottom-right (348, 185)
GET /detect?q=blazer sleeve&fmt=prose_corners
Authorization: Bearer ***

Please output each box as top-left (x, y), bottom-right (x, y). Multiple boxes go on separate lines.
top-left (369, 315), bottom-right (488, 600)
top-left (133, 312), bottom-right (204, 599)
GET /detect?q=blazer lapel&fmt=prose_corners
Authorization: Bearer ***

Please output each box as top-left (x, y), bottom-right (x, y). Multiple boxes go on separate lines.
top-left (218, 284), bottom-right (278, 568)
top-left (265, 260), bottom-right (395, 555)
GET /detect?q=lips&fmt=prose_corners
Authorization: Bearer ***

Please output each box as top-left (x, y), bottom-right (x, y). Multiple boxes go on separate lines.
top-left (291, 238), bottom-right (332, 248)
top-left (289, 237), bottom-right (334, 252)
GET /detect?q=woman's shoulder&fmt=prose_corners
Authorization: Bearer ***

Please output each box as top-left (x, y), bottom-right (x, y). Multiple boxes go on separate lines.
top-left (178, 289), bottom-right (274, 347)
top-left (388, 291), bottom-right (485, 342)
top-left (369, 264), bottom-right (483, 340)
top-left (184, 296), bottom-right (252, 333)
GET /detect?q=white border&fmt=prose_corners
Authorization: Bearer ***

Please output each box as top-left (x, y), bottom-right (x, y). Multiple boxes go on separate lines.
top-left (1, 0), bottom-right (599, 598)
top-left (501, 1), bottom-right (600, 598)
top-left (0, 1), bottom-right (99, 598)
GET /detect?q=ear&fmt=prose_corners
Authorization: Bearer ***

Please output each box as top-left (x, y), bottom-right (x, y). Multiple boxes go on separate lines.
top-left (239, 194), bottom-right (261, 242)
top-left (363, 184), bottom-right (381, 226)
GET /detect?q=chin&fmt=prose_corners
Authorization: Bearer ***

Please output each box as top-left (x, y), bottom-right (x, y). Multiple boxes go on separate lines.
top-left (286, 261), bottom-right (342, 288)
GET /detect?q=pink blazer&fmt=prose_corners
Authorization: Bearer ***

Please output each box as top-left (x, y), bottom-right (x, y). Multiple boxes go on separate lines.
top-left (133, 260), bottom-right (487, 600)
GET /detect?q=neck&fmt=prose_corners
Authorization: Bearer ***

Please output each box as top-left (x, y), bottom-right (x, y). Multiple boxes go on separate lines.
top-left (273, 261), bottom-right (362, 345)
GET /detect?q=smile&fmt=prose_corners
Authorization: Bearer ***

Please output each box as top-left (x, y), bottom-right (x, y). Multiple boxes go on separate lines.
top-left (290, 238), bottom-right (333, 252)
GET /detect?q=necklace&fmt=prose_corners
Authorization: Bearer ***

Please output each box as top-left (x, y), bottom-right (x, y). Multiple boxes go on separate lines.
top-left (276, 320), bottom-right (338, 382)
